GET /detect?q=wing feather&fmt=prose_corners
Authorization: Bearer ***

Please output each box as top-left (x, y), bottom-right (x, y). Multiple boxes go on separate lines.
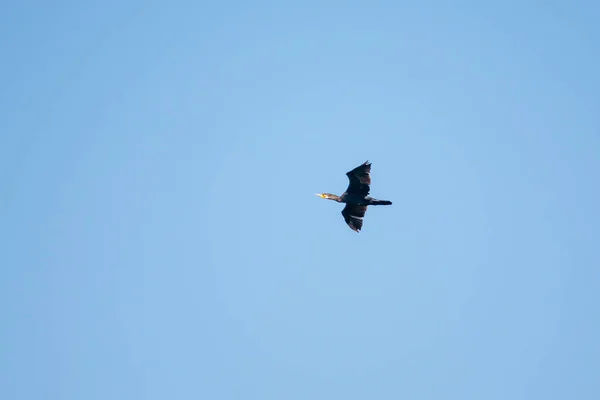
top-left (341, 204), bottom-right (368, 232)
top-left (345, 161), bottom-right (371, 195)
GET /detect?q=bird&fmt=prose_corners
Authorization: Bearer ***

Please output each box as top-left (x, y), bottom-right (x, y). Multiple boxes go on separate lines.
top-left (316, 160), bottom-right (392, 232)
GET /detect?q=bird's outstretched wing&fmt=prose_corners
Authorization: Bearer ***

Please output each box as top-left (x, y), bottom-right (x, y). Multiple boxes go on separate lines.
top-left (341, 204), bottom-right (367, 232)
top-left (345, 161), bottom-right (371, 195)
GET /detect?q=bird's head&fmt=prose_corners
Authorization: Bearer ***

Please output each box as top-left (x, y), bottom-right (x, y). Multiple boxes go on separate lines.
top-left (315, 193), bottom-right (339, 201)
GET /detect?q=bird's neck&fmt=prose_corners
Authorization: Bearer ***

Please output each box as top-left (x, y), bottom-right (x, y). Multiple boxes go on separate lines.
top-left (325, 194), bottom-right (342, 202)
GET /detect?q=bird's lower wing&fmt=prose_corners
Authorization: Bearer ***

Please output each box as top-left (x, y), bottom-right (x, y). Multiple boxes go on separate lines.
top-left (341, 205), bottom-right (367, 232)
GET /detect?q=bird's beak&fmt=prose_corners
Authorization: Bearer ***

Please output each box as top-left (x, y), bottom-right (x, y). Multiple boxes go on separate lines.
top-left (315, 193), bottom-right (324, 198)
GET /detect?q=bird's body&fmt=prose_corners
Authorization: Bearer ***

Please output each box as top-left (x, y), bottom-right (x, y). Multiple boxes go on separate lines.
top-left (316, 161), bottom-right (392, 232)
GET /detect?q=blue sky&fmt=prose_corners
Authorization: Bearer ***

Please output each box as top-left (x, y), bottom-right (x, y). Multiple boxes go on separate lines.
top-left (1, 1), bottom-right (599, 399)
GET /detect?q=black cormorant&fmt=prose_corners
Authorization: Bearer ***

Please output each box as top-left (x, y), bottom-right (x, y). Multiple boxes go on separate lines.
top-left (316, 160), bottom-right (392, 232)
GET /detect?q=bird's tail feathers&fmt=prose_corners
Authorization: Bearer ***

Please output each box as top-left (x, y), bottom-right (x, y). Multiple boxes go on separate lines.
top-left (372, 200), bottom-right (392, 205)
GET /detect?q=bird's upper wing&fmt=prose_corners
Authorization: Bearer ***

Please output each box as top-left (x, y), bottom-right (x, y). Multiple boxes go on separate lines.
top-left (345, 161), bottom-right (371, 195)
top-left (341, 204), bottom-right (367, 232)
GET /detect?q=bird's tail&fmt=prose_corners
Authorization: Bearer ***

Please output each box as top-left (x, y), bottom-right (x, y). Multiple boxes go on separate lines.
top-left (371, 199), bottom-right (392, 205)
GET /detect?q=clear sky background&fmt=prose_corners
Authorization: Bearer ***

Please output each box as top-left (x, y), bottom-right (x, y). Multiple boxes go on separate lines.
top-left (1, 1), bottom-right (599, 399)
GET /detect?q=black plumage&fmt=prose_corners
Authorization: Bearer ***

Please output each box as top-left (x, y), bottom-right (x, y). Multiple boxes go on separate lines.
top-left (316, 161), bottom-right (392, 232)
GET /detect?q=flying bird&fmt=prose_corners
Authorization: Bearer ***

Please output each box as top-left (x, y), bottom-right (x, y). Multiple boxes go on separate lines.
top-left (316, 160), bottom-right (392, 232)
